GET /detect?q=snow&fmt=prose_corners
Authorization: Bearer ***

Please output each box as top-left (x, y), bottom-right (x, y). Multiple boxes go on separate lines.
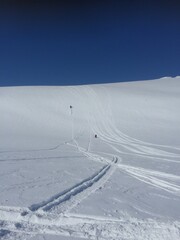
top-left (0, 77), bottom-right (180, 239)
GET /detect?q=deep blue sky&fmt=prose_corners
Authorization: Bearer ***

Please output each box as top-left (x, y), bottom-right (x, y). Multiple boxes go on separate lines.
top-left (0, 0), bottom-right (180, 86)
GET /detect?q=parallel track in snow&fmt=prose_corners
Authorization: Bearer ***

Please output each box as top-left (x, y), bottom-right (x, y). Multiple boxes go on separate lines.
top-left (29, 160), bottom-right (116, 213)
top-left (1, 84), bottom-right (180, 239)
top-left (87, 86), bottom-right (180, 159)
top-left (84, 87), bottom-right (180, 197)
top-left (0, 142), bottom-right (118, 239)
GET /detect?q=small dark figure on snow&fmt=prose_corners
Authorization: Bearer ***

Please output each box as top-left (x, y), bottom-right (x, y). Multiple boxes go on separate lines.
top-left (70, 105), bottom-right (73, 115)
top-left (95, 134), bottom-right (97, 138)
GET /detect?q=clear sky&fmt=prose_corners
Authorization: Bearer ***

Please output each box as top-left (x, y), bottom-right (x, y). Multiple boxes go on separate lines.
top-left (0, 0), bottom-right (180, 86)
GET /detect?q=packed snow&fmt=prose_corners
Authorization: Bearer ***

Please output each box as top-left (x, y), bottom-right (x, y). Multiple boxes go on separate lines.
top-left (0, 77), bottom-right (180, 240)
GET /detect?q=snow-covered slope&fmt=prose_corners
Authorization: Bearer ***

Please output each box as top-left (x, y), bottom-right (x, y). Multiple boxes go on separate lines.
top-left (0, 77), bottom-right (180, 240)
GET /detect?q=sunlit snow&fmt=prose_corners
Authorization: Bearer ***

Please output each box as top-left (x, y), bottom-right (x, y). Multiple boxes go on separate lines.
top-left (0, 77), bottom-right (180, 239)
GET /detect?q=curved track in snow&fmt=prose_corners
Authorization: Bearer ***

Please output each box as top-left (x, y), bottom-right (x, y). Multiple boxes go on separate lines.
top-left (0, 79), bottom-right (180, 239)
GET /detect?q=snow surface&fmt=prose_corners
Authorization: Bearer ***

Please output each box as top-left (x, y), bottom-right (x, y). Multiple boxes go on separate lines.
top-left (0, 77), bottom-right (180, 239)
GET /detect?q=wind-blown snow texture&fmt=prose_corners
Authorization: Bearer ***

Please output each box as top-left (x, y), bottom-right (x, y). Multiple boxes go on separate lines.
top-left (0, 77), bottom-right (180, 240)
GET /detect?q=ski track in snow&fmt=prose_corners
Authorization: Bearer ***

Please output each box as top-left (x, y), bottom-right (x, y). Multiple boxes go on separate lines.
top-left (88, 86), bottom-right (180, 159)
top-left (28, 159), bottom-right (116, 213)
top-left (25, 134), bottom-right (118, 215)
top-left (0, 135), bottom-right (119, 239)
top-left (1, 84), bottom-right (180, 239)
top-left (85, 87), bottom-right (180, 196)
top-left (1, 132), bottom-right (180, 240)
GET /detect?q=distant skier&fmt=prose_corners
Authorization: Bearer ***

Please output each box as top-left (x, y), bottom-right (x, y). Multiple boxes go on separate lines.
top-left (70, 105), bottom-right (73, 115)
top-left (95, 134), bottom-right (97, 138)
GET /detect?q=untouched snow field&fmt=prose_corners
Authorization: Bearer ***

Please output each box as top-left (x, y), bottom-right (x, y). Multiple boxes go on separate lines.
top-left (0, 77), bottom-right (180, 239)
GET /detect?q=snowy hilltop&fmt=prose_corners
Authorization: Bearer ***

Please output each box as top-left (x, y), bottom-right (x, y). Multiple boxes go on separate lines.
top-left (0, 77), bottom-right (180, 240)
